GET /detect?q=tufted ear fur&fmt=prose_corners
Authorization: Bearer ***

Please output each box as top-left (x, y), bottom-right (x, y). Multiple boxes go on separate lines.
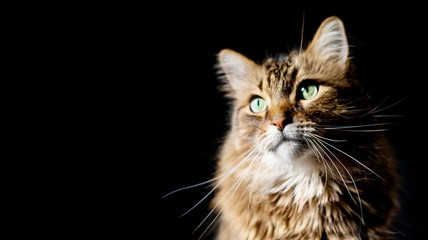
top-left (218, 49), bottom-right (261, 95)
top-left (306, 16), bottom-right (349, 67)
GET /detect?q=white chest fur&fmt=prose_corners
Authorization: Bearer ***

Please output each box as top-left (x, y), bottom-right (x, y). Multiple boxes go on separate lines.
top-left (258, 148), bottom-right (326, 206)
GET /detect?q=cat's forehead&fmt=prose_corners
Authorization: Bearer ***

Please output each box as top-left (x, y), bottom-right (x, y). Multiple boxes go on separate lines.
top-left (260, 56), bottom-right (299, 98)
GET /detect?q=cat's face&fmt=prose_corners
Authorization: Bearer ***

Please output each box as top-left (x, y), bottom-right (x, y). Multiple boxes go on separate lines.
top-left (219, 17), bottom-right (370, 167)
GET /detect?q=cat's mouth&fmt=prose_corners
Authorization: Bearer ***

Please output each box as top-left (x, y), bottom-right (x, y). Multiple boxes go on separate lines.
top-left (271, 136), bottom-right (306, 151)
top-left (267, 137), bottom-right (307, 161)
top-left (282, 137), bottom-right (303, 143)
top-left (279, 137), bottom-right (306, 149)
top-left (265, 125), bottom-right (309, 154)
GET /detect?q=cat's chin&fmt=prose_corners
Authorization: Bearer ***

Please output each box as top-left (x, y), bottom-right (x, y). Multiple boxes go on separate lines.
top-left (262, 139), bottom-right (313, 175)
top-left (271, 139), bottom-right (306, 161)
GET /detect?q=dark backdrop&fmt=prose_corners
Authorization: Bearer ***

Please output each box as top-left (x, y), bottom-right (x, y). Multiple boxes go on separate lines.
top-left (141, 5), bottom-right (426, 240)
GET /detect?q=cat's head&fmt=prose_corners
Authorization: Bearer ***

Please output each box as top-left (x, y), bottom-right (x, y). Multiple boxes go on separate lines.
top-left (218, 17), bottom-right (372, 165)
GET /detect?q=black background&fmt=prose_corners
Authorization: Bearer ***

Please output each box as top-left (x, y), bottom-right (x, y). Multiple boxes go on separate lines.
top-left (140, 5), bottom-right (427, 240)
top-left (10, 3), bottom-right (428, 240)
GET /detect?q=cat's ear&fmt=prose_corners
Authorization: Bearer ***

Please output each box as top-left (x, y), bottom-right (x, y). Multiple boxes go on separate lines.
top-left (306, 16), bottom-right (348, 66)
top-left (218, 49), bottom-right (260, 93)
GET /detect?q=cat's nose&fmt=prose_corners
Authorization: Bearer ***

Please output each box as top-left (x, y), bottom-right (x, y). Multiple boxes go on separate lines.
top-left (271, 116), bottom-right (287, 131)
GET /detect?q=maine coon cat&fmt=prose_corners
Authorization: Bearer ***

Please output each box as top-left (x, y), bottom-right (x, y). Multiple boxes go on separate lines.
top-left (213, 17), bottom-right (398, 240)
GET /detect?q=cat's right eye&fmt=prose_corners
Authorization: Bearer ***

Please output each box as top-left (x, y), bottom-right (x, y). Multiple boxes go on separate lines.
top-left (297, 80), bottom-right (319, 101)
top-left (250, 97), bottom-right (267, 113)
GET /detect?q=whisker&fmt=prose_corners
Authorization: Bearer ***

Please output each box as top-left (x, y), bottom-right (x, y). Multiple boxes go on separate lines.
top-left (192, 174), bottom-right (243, 236)
top-left (162, 146), bottom-right (257, 199)
top-left (245, 149), bottom-right (264, 239)
top-left (359, 92), bottom-right (392, 118)
top-left (232, 147), bottom-right (264, 211)
top-left (306, 132), bottom-right (347, 142)
top-left (180, 146), bottom-right (259, 218)
top-left (299, 9), bottom-right (306, 54)
top-left (193, 160), bottom-right (250, 235)
top-left (314, 136), bottom-right (382, 180)
top-left (334, 129), bottom-right (390, 133)
top-left (310, 136), bottom-right (358, 206)
top-left (214, 146), bottom-right (258, 175)
top-left (306, 138), bottom-right (330, 189)
top-left (372, 114), bottom-right (406, 118)
top-left (370, 96), bottom-right (408, 114)
top-left (196, 148), bottom-right (260, 240)
top-left (311, 135), bottom-right (364, 222)
top-left (162, 179), bottom-right (217, 199)
top-left (231, 138), bottom-right (270, 239)
top-left (319, 122), bottom-right (394, 130)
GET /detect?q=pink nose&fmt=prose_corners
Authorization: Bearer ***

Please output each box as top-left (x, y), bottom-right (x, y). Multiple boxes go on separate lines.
top-left (271, 116), bottom-right (287, 131)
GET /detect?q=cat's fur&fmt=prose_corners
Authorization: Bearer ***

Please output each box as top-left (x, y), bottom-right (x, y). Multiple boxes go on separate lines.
top-left (214, 17), bottom-right (398, 240)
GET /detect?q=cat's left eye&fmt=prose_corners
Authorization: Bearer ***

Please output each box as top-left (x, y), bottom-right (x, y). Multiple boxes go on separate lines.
top-left (250, 97), bottom-right (267, 113)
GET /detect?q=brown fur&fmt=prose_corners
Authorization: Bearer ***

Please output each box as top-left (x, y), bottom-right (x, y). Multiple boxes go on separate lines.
top-left (213, 17), bottom-right (398, 240)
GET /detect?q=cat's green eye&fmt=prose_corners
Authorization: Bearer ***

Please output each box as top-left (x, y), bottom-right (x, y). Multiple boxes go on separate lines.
top-left (250, 97), bottom-right (267, 113)
top-left (300, 83), bottom-right (319, 100)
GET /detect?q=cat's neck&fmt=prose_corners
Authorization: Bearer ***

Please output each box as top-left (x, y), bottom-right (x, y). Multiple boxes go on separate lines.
top-left (215, 162), bottom-right (361, 240)
top-left (215, 140), bottom-right (365, 239)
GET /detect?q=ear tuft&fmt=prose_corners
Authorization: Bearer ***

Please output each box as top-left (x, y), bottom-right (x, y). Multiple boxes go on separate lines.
top-left (217, 49), bottom-right (260, 93)
top-left (307, 17), bottom-right (348, 65)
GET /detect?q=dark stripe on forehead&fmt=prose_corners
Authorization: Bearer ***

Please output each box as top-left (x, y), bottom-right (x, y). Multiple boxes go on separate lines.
top-left (283, 56), bottom-right (300, 95)
top-left (264, 61), bottom-right (283, 85)
top-left (258, 79), bottom-right (263, 91)
top-left (290, 68), bottom-right (298, 82)
top-left (262, 58), bottom-right (299, 96)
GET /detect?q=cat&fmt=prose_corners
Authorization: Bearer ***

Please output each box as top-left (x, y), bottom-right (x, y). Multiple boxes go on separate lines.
top-left (212, 16), bottom-right (398, 240)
